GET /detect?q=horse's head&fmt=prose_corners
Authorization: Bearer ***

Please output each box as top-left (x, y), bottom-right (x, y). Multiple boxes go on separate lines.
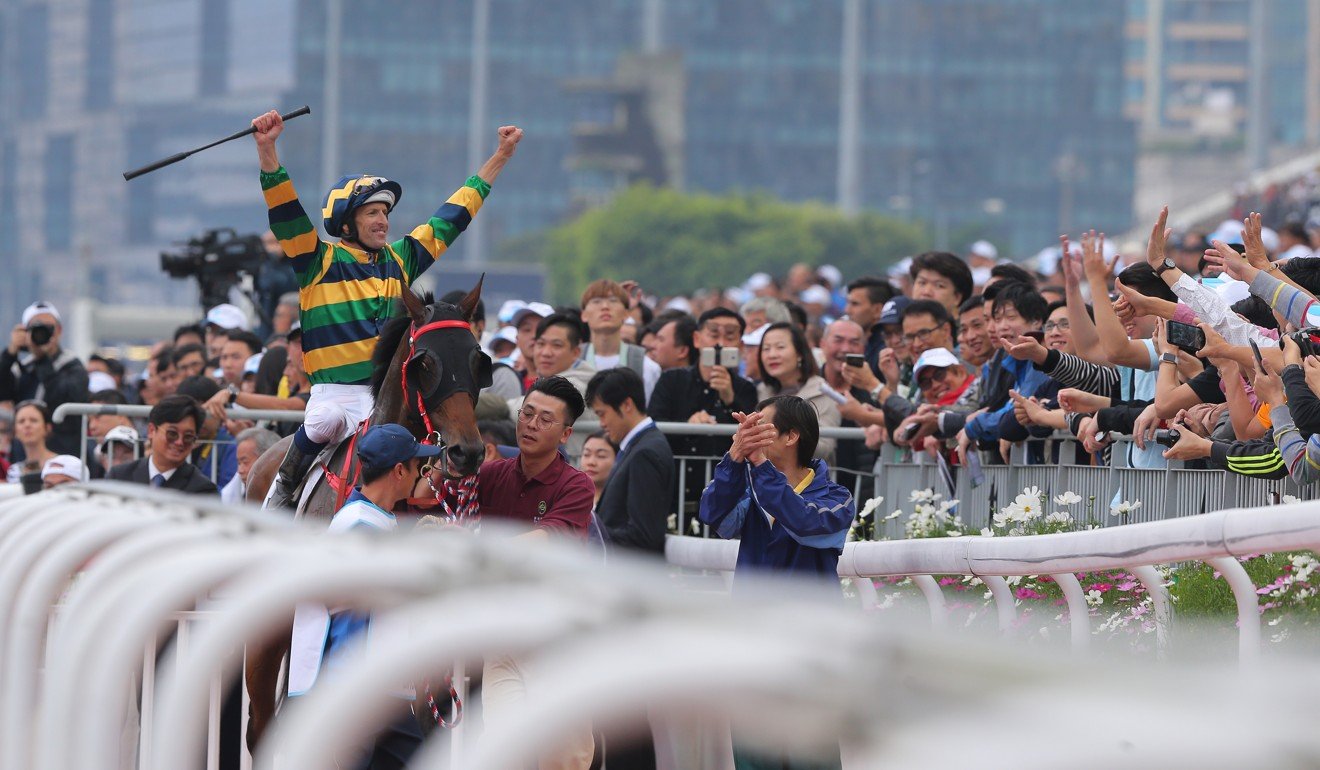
top-left (392, 278), bottom-right (490, 478)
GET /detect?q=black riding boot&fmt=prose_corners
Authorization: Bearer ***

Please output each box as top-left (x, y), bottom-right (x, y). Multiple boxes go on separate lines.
top-left (270, 443), bottom-right (316, 509)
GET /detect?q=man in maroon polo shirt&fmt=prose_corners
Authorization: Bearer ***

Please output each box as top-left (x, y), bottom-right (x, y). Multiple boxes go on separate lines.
top-left (476, 375), bottom-right (594, 539)
top-left (474, 374), bottom-right (597, 768)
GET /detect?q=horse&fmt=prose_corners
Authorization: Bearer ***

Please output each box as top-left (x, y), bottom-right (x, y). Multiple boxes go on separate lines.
top-left (243, 278), bottom-right (492, 748)
top-left (244, 278), bottom-right (490, 521)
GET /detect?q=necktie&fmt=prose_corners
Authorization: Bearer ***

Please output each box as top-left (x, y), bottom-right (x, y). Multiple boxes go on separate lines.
top-left (151, 474), bottom-right (165, 488)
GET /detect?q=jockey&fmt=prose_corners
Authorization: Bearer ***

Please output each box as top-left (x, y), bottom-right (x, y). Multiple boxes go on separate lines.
top-left (251, 109), bottom-right (523, 508)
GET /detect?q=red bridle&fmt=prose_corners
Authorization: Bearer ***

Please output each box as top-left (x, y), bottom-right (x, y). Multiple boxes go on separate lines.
top-left (400, 318), bottom-right (472, 441)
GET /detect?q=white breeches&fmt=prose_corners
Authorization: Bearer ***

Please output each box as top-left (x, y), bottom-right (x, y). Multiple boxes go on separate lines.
top-left (303, 384), bottom-right (374, 444)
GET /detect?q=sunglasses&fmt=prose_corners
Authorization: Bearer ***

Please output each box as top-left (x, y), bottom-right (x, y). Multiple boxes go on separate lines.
top-left (162, 428), bottom-right (198, 446)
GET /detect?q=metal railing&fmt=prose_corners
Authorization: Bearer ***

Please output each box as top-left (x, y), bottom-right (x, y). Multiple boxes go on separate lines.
top-left (43, 403), bottom-right (1320, 536)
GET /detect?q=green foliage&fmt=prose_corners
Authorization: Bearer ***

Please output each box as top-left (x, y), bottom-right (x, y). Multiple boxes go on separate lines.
top-left (520, 184), bottom-right (928, 304)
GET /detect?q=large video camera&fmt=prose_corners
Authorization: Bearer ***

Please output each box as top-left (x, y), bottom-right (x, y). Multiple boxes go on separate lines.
top-left (160, 228), bottom-right (267, 313)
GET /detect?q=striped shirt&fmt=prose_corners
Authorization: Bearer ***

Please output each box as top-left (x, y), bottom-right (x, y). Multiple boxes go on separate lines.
top-left (261, 166), bottom-right (490, 385)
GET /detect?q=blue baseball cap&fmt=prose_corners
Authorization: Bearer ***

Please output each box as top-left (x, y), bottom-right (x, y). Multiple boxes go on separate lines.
top-left (878, 296), bottom-right (912, 325)
top-left (356, 424), bottom-right (443, 470)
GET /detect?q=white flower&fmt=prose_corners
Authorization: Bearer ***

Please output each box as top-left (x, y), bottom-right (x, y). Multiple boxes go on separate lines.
top-left (1053, 491), bottom-right (1082, 506)
top-left (1109, 500), bottom-right (1142, 517)
top-left (1085, 589), bottom-right (1104, 608)
top-left (908, 488), bottom-right (936, 504)
top-left (858, 496), bottom-right (884, 519)
top-left (884, 509), bottom-right (902, 521)
top-left (980, 527), bottom-right (994, 538)
top-left (1282, 494), bottom-right (1302, 505)
top-left (667, 513), bottom-right (677, 531)
top-left (688, 518), bottom-right (702, 535)
top-left (1008, 490), bottom-right (1044, 521)
top-left (1020, 485), bottom-right (1042, 500)
top-left (1044, 511), bottom-right (1072, 526)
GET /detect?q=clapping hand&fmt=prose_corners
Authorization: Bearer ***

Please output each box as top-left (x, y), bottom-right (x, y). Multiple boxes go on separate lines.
top-left (730, 411), bottom-right (776, 465)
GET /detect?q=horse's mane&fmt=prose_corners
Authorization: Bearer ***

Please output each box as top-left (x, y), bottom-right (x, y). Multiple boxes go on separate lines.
top-left (370, 291), bottom-right (435, 399)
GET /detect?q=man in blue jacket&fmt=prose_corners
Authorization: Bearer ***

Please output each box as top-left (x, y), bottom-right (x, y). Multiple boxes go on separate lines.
top-left (699, 395), bottom-right (855, 583)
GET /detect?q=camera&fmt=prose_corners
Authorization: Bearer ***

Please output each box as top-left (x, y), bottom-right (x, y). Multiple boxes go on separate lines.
top-left (844, 353), bottom-right (866, 368)
top-left (27, 324), bottom-right (54, 346)
top-left (1287, 328), bottom-right (1320, 358)
top-left (160, 228), bottom-right (268, 310)
top-left (1153, 428), bottom-right (1181, 448)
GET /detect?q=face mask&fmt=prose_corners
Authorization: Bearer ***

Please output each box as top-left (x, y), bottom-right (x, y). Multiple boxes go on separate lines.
top-left (28, 324), bottom-right (54, 346)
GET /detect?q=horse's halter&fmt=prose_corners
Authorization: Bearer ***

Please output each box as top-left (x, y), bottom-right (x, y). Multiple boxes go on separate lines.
top-left (399, 315), bottom-right (474, 480)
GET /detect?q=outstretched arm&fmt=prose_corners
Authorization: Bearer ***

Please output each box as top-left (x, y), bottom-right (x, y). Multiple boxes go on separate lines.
top-left (1082, 230), bottom-right (1156, 370)
top-left (476, 126), bottom-right (524, 185)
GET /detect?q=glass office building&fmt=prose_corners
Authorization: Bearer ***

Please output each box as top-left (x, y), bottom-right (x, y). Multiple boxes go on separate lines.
top-left (0, 0), bottom-right (1138, 325)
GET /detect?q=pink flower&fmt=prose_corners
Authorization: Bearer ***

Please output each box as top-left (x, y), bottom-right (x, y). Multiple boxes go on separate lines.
top-left (1015, 588), bottom-right (1046, 600)
top-left (1116, 581), bottom-right (1140, 592)
top-left (938, 576), bottom-right (961, 586)
top-left (1089, 583), bottom-right (1113, 593)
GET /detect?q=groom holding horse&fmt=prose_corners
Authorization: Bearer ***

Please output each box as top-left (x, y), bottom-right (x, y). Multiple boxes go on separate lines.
top-left (251, 109), bottom-right (523, 508)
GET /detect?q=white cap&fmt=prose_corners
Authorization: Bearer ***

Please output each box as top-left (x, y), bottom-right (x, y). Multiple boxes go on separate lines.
top-left (244, 352), bottom-right (264, 376)
top-left (971, 266), bottom-right (993, 286)
top-left (817, 264), bottom-right (843, 288)
top-left (969, 240), bottom-right (998, 260)
top-left (664, 296), bottom-right (693, 314)
top-left (510, 302), bottom-right (555, 328)
top-left (741, 323), bottom-right (771, 347)
top-left (87, 371), bottom-right (117, 393)
top-left (745, 272), bottom-right (773, 291)
top-left (912, 347), bottom-right (961, 381)
top-left (100, 425), bottom-right (139, 448)
top-left (21, 301), bottom-right (60, 327)
top-left (205, 303), bottom-right (248, 331)
top-left (1210, 219), bottom-right (1245, 246)
top-left (41, 455), bottom-right (87, 482)
top-left (486, 326), bottom-right (519, 357)
top-left (800, 285), bottom-right (832, 306)
top-left (886, 256), bottom-right (913, 278)
top-left (497, 300), bottom-right (527, 324)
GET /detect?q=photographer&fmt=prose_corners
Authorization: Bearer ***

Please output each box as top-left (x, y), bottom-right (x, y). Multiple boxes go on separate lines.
top-left (0, 302), bottom-right (90, 456)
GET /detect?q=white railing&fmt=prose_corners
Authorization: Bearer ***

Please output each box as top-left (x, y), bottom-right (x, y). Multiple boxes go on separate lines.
top-left (666, 500), bottom-right (1320, 664)
top-left (10, 486), bottom-right (1320, 768)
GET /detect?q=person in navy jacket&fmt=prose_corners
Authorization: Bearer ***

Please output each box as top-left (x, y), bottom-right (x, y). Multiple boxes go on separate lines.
top-left (699, 394), bottom-right (855, 583)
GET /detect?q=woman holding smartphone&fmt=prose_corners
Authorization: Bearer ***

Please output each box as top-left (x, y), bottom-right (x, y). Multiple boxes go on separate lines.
top-left (6, 400), bottom-right (58, 493)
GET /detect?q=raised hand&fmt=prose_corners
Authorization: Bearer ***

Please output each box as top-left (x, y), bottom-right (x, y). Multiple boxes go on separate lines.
top-left (1202, 240), bottom-right (1259, 283)
top-left (496, 125), bottom-right (523, 156)
top-left (251, 110), bottom-right (284, 146)
top-left (1146, 206), bottom-right (1172, 270)
top-left (1241, 211), bottom-right (1269, 268)
top-left (1059, 235), bottom-right (1082, 290)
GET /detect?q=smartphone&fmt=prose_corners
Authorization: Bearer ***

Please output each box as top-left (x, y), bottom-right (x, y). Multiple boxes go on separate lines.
top-left (965, 450), bottom-right (984, 488)
top-left (1249, 339), bottom-right (1265, 371)
top-left (844, 353), bottom-right (866, 368)
top-left (1023, 330), bottom-right (1045, 342)
top-left (1165, 320), bottom-right (1206, 354)
top-left (1230, 243), bottom-right (1247, 255)
top-left (700, 346), bottom-right (740, 368)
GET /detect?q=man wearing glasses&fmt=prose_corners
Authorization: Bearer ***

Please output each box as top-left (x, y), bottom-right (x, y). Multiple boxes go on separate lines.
top-left (471, 375), bottom-right (594, 540)
top-left (106, 394), bottom-right (218, 494)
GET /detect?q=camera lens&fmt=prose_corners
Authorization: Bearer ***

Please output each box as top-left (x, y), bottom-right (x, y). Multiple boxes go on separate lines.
top-left (27, 324), bottom-right (53, 346)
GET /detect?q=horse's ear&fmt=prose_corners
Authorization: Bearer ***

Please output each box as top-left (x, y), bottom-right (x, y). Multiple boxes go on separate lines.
top-left (400, 288), bottom-right (427, 324)
top-left (457, 274), bottom-right (485, 324)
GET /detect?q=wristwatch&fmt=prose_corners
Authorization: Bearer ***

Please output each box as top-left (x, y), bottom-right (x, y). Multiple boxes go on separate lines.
top-left (1154, 257), bottom-right (1177, 276)
top-left (1159, 352), bottom-right (1178, 366)
top-left (226, 383), bottom-right (239, 406)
